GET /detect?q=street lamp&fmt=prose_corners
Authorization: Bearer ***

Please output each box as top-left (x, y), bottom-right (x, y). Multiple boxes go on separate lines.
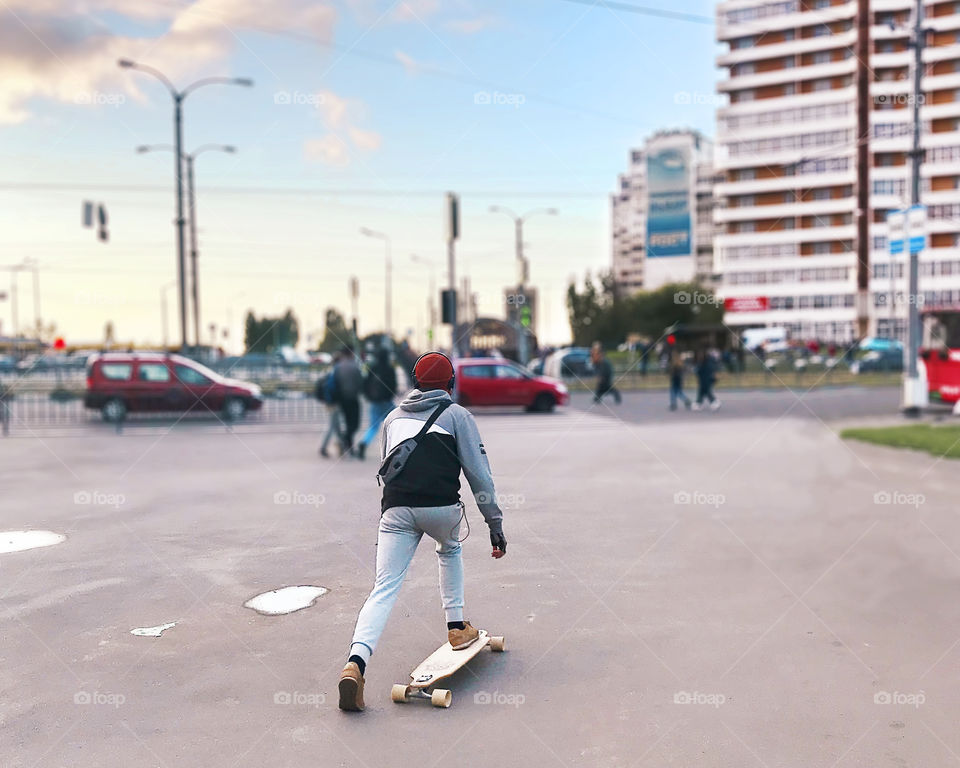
top-left (488, 206), bottom-right (558, 287)
top-left (118, 58), bottom-right (252, 350)
top-left (137, 143), bottom-right (236, 348)
top-left (410, 254), bottom-right (438, 349)
top-left (360, 227), bottom-right (392, 338)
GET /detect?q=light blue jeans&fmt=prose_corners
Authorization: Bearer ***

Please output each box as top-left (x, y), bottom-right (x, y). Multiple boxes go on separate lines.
top-left (360, 400), bottom-right (393, 447)
top-left (350, 504), bottom-right (464, 664)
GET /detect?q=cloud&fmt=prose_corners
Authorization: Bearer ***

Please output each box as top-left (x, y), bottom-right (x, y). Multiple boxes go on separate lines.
top-left (0, 0), bottom-right (337, 124)
top-left (303, 135), bottom-right (350, 166)
top-left (302, 91), bottom-right (381, 165)
top-left (348, 127), bottom-right (381, 151)
top-left (394, 50), bottom-right (419, 75)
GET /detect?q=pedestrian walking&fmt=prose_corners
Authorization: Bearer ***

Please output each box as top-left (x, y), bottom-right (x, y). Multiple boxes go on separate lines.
top-left (693, 348), bottom-right (720, 411)
top-left (590, 342), bottom-right (621, 405)
top-left (338, 351), bottom-right (508, 711)
top-left (356, 347), bottom-right (397, 460)
top-left (315, 368), bottom-right (343, 458)
top-left (333, 346), bottom-right (363, 456)
top-left (669, 349), bottom-right (691, 411)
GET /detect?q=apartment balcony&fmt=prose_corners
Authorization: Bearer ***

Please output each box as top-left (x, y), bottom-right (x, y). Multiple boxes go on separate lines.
top-left (715, 170), bottom-right (855, 196)
top-left (718, 60), bottom-right (855, 93)
top-left (718, 85), bottom-right (856, 117)
top-left (924, 42), bottom-right (960, 64)
top-left (717, 30), bottom-right (857, 67)
top-left (718, 4), bottom-right (855, 41)
top-left (716, 224), bottom-right (856, 247)
top-left (715, 197), bottom-right (854, 224)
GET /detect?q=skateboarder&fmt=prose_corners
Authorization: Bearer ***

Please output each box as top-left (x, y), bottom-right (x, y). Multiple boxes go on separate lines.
top-left (339, 351), bottom-right (508, 712)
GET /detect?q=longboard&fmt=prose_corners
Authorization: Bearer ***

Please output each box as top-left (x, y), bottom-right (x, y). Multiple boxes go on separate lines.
top-left (391, 630), bottom-right (505, 708)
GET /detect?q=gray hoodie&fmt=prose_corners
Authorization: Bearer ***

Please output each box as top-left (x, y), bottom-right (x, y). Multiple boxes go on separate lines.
top-left (379, 389), bottom-right (504, 535)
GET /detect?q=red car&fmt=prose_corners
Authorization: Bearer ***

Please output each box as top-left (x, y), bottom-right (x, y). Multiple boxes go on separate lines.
top-left (455, 358), bottom-right (568, 412)
top-left (84, 352), bottom-right (263, 422)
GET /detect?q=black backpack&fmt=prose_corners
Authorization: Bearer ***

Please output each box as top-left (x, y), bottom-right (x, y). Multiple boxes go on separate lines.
top-left (377, 402), bottom-right (451, 486)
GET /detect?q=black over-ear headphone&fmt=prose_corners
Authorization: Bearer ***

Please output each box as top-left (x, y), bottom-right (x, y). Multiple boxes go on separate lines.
top-left (413, 351), bottom-right (455, 391)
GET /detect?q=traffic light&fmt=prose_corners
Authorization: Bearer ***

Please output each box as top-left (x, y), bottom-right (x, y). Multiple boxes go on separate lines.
top-left (441, 289), bottom-right (457, 325)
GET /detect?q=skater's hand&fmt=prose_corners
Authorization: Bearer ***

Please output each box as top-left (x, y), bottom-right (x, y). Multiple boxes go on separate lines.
top-left (490, 530), bottom-right (507, 558)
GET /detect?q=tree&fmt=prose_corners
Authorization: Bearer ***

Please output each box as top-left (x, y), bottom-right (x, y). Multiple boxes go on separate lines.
top-left (567, 273), bottom-right (724, 347)
top-left (244, 309), bottom-right (299, 353)
top-left (318, 308), bottom-right (353, 352)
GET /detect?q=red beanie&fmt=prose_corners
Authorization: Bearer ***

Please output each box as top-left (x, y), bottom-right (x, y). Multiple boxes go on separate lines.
top-left (414, 352), bottom-right (454, 391)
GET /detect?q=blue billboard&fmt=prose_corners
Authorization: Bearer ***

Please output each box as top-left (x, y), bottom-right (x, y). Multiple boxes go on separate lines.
top-left (646, 146), bottom-right (691, 258)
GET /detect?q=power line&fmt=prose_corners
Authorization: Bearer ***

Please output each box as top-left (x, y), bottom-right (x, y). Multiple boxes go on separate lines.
top-left (0, 181), bottom-right (603, 199)
top-left (554, 0), bottom-right (713, 24)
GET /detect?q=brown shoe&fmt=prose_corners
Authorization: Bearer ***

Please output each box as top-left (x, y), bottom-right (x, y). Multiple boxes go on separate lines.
top-left (338, 662), bottom-right (365, 711)
top-left (448, 621), bottom-right (480, 650)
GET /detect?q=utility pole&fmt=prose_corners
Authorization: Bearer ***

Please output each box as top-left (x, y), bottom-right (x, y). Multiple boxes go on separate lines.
top-left (904, 0), bottom-right (926, 416)
top-left (445, 193), bottom-right (459, 356)
top-left (855, 0), bottom-right (871, 340)
top-left (118, 59), bottom-right (252, 350)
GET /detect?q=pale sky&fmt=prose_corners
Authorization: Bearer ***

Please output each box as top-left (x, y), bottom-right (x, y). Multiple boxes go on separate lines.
top-left (0, 0), bottom-right (716, 351)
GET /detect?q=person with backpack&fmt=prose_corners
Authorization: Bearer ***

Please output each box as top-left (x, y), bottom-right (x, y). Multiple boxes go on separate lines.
top-left (333, 346), bottom-right (363, 456)
top-left (693, 348), bottom-right (721, 411)
top-left (356, 347), bottom-right (397, 461)
top-left (315, 367), bottom-right (343, 458)
top-left (668, 349), bottom-right (692, 411)
top-left (338, 351), bottom-right (508, 712)
top-left (590, 342), bottom-right (621, 405)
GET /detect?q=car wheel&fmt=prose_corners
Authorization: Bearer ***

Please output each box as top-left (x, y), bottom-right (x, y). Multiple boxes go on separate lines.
top-left (531, 393), bottom-right (555, 413)
top-left (223, 397), bottom-right (246, 421)
top-left (101, 397), bottom-right (127, 423)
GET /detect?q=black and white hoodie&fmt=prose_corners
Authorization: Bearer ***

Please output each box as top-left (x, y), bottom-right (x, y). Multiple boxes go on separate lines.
top-left (379, 389), bottom-right (504, 535)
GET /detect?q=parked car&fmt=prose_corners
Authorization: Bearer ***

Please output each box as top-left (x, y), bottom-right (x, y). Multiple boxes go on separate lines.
top-left (543, 347), bottom-right (594, 380)
top-left (455, 358), bottom-right (568, 412)
top-left (850, 337), bottom-right (904, 373)
top-left (0, 354), bottom-right (16, 373)
top-left (84, 352), bottom-right (263, 422)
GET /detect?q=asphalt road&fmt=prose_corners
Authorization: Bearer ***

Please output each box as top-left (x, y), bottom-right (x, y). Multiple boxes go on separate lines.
top-left (570, 385), bottom-right (904, 424)
top-left (2, 407), bottom-right (959, 766)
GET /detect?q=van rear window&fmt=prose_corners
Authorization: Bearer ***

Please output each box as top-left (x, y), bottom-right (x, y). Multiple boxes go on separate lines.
top-left (100, 363), bottom-right (132, 381)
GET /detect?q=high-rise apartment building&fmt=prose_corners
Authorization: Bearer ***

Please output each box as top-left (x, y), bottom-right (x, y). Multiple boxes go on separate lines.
top-left (716, 0), bottom-right (960, 343)
top-left (612, 129), bottom-right (717, 293)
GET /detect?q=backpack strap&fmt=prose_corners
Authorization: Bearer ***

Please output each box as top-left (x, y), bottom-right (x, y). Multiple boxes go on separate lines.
top-left (414, 401), bottom-right (451, 440)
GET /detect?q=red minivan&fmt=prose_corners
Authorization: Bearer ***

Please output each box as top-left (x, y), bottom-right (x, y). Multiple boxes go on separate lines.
top-left (84, 352), bottom-right (263, 422)
top-left (455, 358), bottom-right (568, 412)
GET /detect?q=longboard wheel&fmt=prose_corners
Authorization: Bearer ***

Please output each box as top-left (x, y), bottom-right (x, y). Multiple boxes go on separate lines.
top-left (391, 684), bottom-right (410, 703)
top-left (489, 636), bottom-right (505, 652)
top-left (431, 689), bottom-right (452, 708)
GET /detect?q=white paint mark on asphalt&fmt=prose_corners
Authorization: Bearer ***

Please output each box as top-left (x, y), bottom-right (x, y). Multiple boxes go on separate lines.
top-left (0, 530), bottom-right (65, 554)
top-left (130, 622), bottom-right (177, 637)
top-left (244, 586), bottom-right (328, 616)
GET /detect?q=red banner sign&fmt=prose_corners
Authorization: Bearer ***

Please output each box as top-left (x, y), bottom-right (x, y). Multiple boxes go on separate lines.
top-left (724, 296), bottom-right (769, 312)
